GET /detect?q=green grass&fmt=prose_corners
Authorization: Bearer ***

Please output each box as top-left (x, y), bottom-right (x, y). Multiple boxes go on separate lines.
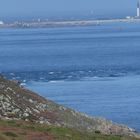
top-left (42, 127), bottom-right (127, 140)
top-left (3, 132), bottom-right (18, 137)
top-left (0, 120), bottom-right (139, 140)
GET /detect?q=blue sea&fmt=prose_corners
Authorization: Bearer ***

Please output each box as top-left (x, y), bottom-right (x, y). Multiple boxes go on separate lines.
top-left (0, 22), bottom-right (140, 131)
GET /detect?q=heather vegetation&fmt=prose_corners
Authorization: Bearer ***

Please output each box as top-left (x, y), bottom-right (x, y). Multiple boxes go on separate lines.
top-left (0, 76), bottom-right (140, 139)
top-left (0, 120), bottom-right (139, 140)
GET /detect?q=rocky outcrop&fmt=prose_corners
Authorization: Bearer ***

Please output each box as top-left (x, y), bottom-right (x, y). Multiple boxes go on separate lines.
top-left (0, 75), bottom-right (139, 138)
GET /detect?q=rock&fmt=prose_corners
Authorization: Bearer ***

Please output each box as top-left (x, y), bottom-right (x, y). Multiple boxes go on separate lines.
top-left (0, 76), bottom-right (139, 138)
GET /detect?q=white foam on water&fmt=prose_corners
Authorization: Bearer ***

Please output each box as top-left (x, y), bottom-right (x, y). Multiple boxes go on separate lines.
top-left (25, 75), bottom-right (140, 131)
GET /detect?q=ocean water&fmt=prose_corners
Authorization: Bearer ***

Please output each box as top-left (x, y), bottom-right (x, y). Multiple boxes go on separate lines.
top-left (1, 22), bottom-right (140, 131)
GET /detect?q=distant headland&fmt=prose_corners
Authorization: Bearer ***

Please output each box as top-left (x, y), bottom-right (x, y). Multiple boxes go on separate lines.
top-left (0, 1), bottom-right (140, 29)
top-left (0, 18), bottom-right (140, 29)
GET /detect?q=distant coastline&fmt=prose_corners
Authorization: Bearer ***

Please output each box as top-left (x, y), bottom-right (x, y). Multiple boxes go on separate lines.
top-left (1, 18), bottom-right (140, 28)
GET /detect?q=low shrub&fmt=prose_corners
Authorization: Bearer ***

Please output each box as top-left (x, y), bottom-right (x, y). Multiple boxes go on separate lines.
top-left (3, 132), bottom-right (17, 137)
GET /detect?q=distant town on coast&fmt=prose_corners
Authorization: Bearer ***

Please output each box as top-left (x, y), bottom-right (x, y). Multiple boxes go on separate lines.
top-left (0, 1), bottom-right (140, 28)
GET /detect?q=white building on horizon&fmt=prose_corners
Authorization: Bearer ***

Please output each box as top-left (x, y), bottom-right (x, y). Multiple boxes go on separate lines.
top-left (137, 1), bottom-right (140, 17)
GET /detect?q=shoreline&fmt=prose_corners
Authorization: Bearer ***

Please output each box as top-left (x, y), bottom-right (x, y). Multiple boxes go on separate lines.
top-left (0, 75), bottom-right (140, 138)
top-left (0, 18), bottom-right (140, 29)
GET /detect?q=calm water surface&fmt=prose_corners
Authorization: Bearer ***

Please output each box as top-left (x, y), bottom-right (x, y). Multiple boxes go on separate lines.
top-left (0, 22), bottom-right (140, 131)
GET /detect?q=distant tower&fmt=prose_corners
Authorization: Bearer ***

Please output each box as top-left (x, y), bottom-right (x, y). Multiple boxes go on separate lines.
top-left (137, 1), bottom-right (140, 17)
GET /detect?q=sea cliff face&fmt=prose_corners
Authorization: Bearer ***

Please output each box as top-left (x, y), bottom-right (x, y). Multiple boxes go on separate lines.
top-left (0, 75), bottom-right (139, 138)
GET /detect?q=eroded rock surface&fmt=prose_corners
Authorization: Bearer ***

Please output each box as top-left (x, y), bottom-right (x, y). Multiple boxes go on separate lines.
top-left (0, 75), bottom-right (139, 138)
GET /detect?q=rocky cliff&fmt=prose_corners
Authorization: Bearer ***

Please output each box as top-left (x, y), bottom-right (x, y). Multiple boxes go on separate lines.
top-left (0, 75), bottom-right (139, 138)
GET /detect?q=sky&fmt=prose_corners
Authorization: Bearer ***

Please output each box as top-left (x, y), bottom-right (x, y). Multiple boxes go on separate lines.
top-left (0, 0), bottom-right (139, 19)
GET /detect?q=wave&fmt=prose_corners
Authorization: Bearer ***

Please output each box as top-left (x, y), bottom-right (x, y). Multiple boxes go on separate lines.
top-left (1, 67), bottom-right (140, 84)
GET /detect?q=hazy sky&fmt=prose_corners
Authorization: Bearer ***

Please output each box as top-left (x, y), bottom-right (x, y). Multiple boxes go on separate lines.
top-left (0, 0), bottom-right (138, 18)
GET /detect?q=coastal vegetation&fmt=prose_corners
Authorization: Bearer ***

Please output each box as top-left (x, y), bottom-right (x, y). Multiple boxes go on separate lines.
top-left (0, 120), bottom-right (139, 140)
top-left (0, 75), bottom-right (140, 139)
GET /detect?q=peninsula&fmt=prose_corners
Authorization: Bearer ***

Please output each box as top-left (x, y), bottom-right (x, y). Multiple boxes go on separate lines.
top-left (0, 1), bottom-right (140, 29)
top-left (0, 18), bottom-right (140, 29)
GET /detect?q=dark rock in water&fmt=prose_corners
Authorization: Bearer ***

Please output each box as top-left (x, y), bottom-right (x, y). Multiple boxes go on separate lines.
top-left (0, 75), bottom-right (139, 138)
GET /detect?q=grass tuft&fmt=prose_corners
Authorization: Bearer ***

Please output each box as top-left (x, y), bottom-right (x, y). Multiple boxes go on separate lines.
top-left (3, 132), bottom-right (18, 137)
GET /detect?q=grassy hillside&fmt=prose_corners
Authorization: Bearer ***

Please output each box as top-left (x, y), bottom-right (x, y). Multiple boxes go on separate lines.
top-left (0, 120), bottom-right (139, 140)
top-left (0, 75), bottom-right (140, 139)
